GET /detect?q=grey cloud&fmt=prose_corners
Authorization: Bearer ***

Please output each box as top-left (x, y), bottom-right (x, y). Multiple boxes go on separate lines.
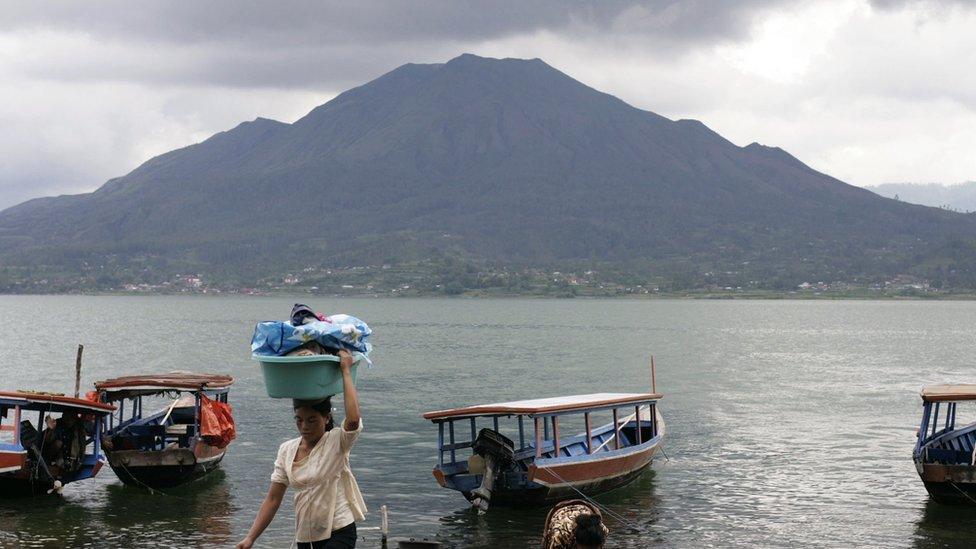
top-left (870, 0), bottom-right (976, 8)
top-left (4, 1), bottom-right (789, 89)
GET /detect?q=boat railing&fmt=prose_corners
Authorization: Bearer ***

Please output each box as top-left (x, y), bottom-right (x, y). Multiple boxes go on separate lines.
top-left (433, 398), bottom-right (661, 469)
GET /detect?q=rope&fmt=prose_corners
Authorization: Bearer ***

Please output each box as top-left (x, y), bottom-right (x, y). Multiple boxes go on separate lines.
top-left (947, 480), bottom-right (976, 505)
top-left (538, 465), bottom-right (654, 535)
top-left (112, 456), bottom-right (177, 497)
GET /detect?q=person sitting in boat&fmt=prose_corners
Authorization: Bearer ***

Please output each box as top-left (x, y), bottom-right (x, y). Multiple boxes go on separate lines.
top-left (41, 411), bottom-right (86, 475)
top-left (237, 349), bottom-right (365, 549)
top-left (542, 499), bottom-right (609, 549)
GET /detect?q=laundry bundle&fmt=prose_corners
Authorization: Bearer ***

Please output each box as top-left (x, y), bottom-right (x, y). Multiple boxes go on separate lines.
top-left (251, 304), bottom-right (373, 357)
top-left (251, 304), bottom-right (373, 399)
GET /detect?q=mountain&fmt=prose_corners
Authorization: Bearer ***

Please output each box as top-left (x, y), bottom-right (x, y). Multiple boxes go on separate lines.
top-left (3, 53), bottom-right (976, 291)
top-left (868, 182), bottom-right (976, 213)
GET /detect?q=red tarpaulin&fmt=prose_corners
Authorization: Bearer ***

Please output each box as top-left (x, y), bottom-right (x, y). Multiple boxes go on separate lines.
top-left (200, 394), bottom-right (236, 449)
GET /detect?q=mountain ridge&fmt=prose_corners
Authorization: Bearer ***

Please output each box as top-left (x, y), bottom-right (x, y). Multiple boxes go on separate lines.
top-left (2, 53), bottom-right (976, 291)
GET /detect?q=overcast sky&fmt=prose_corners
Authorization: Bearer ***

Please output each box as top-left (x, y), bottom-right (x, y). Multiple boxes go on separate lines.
top-left (1, 0), bottom-right (975, 211)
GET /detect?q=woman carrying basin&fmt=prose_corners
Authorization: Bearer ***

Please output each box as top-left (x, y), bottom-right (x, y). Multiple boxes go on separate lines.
top-left (237, 349), bottom-right (365, 549)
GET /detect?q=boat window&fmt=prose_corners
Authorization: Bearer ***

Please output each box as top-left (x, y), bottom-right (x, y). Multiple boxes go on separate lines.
top-left (0, 407), bottom-right (16, 445)
top-left (949, 401), bottom-right (976, 431)
top-left (130, 393), bottom-right (197, 426)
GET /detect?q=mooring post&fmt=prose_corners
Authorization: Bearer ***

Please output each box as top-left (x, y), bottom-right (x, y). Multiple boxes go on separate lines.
top-left (74, 344), bottom-right (84, 398)
top-left (381, 504), bottom-right (388, 544)
top-left (651, 355), bottom-right (656, 394)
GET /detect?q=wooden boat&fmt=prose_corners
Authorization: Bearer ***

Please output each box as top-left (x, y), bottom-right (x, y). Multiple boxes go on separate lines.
top-left (423, 392), bottom-right (665, 509)
top-left (0, 391), bottom-right (115, 496)
top-left (95, 372), bottom-right (235, 489)
top-left (914, 384), bottom-right (976, 504)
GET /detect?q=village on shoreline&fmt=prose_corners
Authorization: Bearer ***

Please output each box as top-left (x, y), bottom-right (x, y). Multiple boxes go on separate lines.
top-left (2, 263), bottom-right (970, 299)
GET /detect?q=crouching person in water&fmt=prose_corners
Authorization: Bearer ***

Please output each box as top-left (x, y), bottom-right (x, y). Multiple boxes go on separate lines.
top-left (542, 499), bottom-right (608, 549)
top-left (237, 349), bottom-right (366, 549)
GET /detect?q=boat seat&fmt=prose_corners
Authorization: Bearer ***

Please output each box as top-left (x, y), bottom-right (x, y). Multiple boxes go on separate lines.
top-left (925, 448), bottom-right (971, 464)
top-left (165, 424), bottom-right (190, 435)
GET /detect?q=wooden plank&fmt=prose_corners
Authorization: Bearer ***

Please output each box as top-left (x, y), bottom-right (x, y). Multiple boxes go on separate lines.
top-left (437, 422), bottom-right (444, 466)
top-left (635, 406), bottom-right (642, 444)
top-left (535, 417), bottom-right (542, 459)
top-left (449, 421), bottom-right (456, 463)
top-left (612, 408), bottom-right (620, 450)
top-left (585, 412), bottom-right (592, 454)
top-left (423, 392), bottom-right (663, 420)
top-left (553, 417), bottom-right (561, 457)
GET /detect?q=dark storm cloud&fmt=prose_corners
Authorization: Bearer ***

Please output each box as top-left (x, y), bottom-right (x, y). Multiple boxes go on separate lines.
top-left (4, 0), bottom-right (790, 89)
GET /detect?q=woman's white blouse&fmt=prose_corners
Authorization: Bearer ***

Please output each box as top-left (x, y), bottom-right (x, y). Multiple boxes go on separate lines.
top-left (271, 421), bottom-right (367, 543)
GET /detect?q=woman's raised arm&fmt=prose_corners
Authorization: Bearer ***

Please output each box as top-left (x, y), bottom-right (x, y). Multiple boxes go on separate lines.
top-left (338, 349), bottom-right (360, 430)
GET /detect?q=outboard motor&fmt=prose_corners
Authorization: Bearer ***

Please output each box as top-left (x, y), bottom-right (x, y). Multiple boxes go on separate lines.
top-left (469, 428), bottom-right (514, 511)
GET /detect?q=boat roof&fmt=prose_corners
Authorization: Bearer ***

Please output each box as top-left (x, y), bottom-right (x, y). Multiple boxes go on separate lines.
top-left (921, 384), bottom-right (976, 402)
top-left (0, 391), bottom-right (115, 413)
top-left (95, 372), bottom-right (234, 396)
top-left (423, 392), bottom-right (662, 420)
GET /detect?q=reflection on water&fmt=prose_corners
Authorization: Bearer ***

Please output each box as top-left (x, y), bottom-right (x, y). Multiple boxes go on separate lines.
top-left (0, 469), bottom-right (235, 548)
top-left (913, 500), bottom-right (976, 549)
top-left (433, 469), bottom-right (660, 548)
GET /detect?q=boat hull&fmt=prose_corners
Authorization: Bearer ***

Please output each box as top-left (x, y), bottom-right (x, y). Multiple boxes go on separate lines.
top-left (0, 474), bottom-right (54, 497)
top-left (472, 457), bottom-right (653, 506)
top-left (0, 457), bottom-right (105, 498)
top-left (107, 446), bottom-right (225, 489)
top-left (916, 462), bottom-right (976, 504)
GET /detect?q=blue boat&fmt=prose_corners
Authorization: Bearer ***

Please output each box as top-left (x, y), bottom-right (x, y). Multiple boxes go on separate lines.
top-left (423, 392), bottom-right (665, 509)
top-left (914, 384), bottom-right (976, 504)
top-left (0, 390), bottom-right (115, 497)
top-left (95, 372), bottom-right (235, 489)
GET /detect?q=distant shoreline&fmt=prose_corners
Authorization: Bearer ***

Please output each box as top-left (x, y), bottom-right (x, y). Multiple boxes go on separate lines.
top-left (3, 290), bottom-right (976, 300)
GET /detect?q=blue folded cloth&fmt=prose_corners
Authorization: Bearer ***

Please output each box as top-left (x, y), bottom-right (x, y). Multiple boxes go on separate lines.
top-left (251, 314), bottom-right (372, 357)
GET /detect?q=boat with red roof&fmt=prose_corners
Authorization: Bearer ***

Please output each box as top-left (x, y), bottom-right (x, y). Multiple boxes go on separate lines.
top-left (0, 390), bottom-right (115, 496)
top-left (95, 372), bottom-right (236, 489)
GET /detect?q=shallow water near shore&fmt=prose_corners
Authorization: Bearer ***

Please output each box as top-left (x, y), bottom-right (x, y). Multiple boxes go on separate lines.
top-left (2, 296), bottom-right (976, 548)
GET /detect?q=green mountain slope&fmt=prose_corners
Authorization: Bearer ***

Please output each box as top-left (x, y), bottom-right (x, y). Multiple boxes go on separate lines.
top-left (2, 53), bottom-right (976, 289)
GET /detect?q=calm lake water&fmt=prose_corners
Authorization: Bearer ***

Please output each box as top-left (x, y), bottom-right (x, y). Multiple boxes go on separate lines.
top-left (1, 296), bottom-right (976, 548)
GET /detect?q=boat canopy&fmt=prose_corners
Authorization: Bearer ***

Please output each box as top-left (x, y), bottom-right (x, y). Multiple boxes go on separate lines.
top-left (0, 390), bottom-right (115, 413)
top-left (95, 372), bottom-right (234, 400)
top-left (921, 384), bottom-right (976, 403)
top-left (423, 392), bottom-right (662, 420)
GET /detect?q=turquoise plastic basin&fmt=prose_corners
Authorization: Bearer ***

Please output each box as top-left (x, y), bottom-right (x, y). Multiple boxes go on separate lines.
top-left (253, 353), bottom-right (362, 399)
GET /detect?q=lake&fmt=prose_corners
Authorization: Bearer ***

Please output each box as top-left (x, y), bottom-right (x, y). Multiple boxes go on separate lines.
top-left (1, 296), bottom-right (975, 548)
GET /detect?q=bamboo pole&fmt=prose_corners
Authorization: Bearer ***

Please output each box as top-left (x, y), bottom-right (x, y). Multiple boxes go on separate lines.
top-left (74, 344), bottom-right (84, 398)
top-left (651, 355), bottom-right (656, 394)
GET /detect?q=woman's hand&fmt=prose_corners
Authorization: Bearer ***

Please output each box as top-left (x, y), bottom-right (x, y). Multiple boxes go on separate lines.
top-left (238, 482), bottom-right (286, 549)
top-left (338, 349), bottom-right (354, 372)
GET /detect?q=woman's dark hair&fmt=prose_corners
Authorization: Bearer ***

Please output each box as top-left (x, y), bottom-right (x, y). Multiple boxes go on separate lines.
top-left (293, 397), bottom-right (335, 431)
top-left (574, 514), bottom-right (606, 547)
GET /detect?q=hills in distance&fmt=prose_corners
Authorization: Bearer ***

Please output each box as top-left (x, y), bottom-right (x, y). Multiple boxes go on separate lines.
top-left (868, 182), bottom-right (976, 213)
top-left (2, 53), bottom-right (976, 295)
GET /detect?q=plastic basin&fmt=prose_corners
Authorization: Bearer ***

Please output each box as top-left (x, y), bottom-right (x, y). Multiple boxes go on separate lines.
top-left (253, 353), bottom-right (362, 399)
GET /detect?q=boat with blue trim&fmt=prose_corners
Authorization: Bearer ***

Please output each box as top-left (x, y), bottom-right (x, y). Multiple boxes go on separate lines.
top-left (0, 390), bottom-right (115, 497)
top-left (423, 391), bottom-right (665, 509)
top-left (95, 372), bottom-right (235, 489)
top-left (914, 384), bottom-right (976, 504)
